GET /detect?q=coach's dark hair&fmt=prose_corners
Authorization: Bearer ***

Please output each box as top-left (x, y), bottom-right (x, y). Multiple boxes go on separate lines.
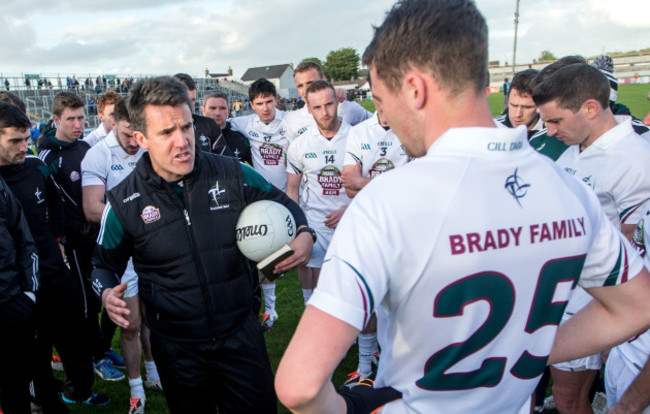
top-left (204, 91), bottom-right (229, 106)
top-left (531, 55), bottom-right (587, 89)
top-left (304, 80), bottom-right (335, 104)
top-left (112, 97), bottom-right (130, 124)
top-left (127, 77), bottom-right (191, 135)
top-left (173, 73), bottom-right (197, 91)
top-left (0, 102), bottom-right (31, 135)
top-left (509, 69), bottom-right (539, 97)
top-left (0, 92), bottom-right (27, 114)
top-left (294, 61), bottom-right (324, 79)
top-left (248, 78), bottom-right (277, 102)
top-left (52, 91), bottom-right (84, 117)
top-left (363, 0), bottom-right (488, 96)
top-left (532, 64), bottom-right (610, 112)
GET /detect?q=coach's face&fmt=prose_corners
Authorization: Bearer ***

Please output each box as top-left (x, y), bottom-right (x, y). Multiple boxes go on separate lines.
top-left (538, 100), bottom-right (590, 148)
top-left (134, 104), bottom-right (195, 182)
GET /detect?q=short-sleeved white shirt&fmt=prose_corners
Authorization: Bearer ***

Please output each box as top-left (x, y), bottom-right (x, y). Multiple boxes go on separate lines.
top-left (83, 123), bottom-right (109, 147)
top-left (286, 122), bottom-right (352, 229)
top-left (556, 117), bottom-right (650, 228)
top-left (343, 113), bottom-right (410, 177)
top-left (230, 110), bottom-right (289, 190)
top-left (81, 130), bottom-right (144, 285)
top-left (556, 117), bottom-right (650, 316)
top-left (81, 131), bottom-right (145, 191)
top-left (284, 101), bottom-right (372, 141)
top-left (310, 126), bottom-right (642, 413)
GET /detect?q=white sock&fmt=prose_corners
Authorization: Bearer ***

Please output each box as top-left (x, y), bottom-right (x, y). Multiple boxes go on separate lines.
top-left (302, 288), bottom-right (313, 305)
top-left (262, 283), bottom-right (276, 314)
top-left (129, 376), bottom-right (145, 399)
top-left (358, 333), bottom-right (378, 375)
top-left (144, 360), bottom-right (160, 382)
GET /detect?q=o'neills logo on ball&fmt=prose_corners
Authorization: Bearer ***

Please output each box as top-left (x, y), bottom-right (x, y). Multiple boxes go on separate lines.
top-left (141, 205), bottom-right (161, 224)
top-left (318, 165), bottom-right (342, 196)
top-left (370, 159), bottom-right (395, 178)
top-left (236, 224), bottom-right (268, 241)
top-left (260, 143), bottom-right (282, 165)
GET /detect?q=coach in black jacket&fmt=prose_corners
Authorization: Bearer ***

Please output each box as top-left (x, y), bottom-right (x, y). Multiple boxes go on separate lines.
top-left (91, 77), bottom-right (313, 413)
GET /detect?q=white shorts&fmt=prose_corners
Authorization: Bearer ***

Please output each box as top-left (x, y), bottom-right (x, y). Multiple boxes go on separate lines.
top-left (605, 347), bottom-right (650, 413)
top-left (120, 259), bottom-right (139, 299)
top-left (552, 352), bottom-right (602, 372)
top-left (307, 227), bottom-right (334, 268)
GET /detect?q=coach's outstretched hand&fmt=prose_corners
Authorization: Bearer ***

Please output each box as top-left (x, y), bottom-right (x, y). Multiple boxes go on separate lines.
top-left (273, 231), bottom-right (313, 274)
top-left (339, 378), bottom-right (402, 414)
top-left (102, 282), bottom-right (131, 329)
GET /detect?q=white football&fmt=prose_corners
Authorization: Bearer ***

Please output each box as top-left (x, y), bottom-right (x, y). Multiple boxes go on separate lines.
top-left (235, 200), bottom-right (296, 262)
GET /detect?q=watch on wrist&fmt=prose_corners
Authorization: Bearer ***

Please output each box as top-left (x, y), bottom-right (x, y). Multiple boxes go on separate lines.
top-left (297, 226), bottom-right (317, 243)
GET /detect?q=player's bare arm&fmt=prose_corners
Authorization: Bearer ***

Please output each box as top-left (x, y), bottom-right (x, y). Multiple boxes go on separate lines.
top-left (82, 184), bottom-right (107, 223)
top-left (276, 305), bottom-right (358, 413)
top-left (286, 173), bottom-right (301, 205)
top-left (341, 162), bottom-right (371, 198)
top-left (550, 268), bottom-right (650, 365)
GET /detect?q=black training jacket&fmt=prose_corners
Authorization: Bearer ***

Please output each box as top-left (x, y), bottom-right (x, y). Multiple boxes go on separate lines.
top-left (38, 129), bottom-right (98, 243)
top-left (92, 151), bottom-right (307, 341)
top-left (0, 175), bottom-right (39, 305)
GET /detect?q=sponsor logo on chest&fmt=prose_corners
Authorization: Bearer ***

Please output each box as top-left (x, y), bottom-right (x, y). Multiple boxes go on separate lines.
top-left (141, 205), bottom-right (161, 224)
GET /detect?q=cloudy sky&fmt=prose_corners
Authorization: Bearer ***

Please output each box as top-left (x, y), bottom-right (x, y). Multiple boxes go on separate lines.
top-left (0, 0), bottom-right (648, 79)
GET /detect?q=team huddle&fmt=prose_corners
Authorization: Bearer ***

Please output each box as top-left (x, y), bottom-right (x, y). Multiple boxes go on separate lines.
top-left (2, 0), bottom-right (650, 413)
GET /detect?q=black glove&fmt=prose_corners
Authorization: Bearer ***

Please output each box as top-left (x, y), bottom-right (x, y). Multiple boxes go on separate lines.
top-left (339, 377), bottom-right (402, 414)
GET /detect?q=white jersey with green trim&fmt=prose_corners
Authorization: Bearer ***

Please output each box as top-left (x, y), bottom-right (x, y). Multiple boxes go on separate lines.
top-left (556, 116), bottom-right (650, 316)
top-left (556, 117), bottom-right (650, 229)
top-left (230, 110), bottom-right (288, 191)
top-left (309, 126), bottom-right (642, 413)
top-left (81, 131), bottom-right (145, 191)
top-left (343, 113), bottom-right (410, 177)
top-left (286, 122), bottom-right (351, 229)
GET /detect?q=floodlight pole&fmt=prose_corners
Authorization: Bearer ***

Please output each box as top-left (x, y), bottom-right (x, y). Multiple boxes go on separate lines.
top-left (512, 0), bottom-right (520, 78)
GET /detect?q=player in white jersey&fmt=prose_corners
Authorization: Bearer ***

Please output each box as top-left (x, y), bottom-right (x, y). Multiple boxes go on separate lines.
top-left (276, 2), bottom-right (650, 413)
top-left (229, 78), bottom-right (288, 330)
top-left (342, 111), bottom-right (410, 198)
top-left (81, 99), bottom-right (161, 414)
top-left (284, 61), bottom-right (372, 141)
top-left (286, 80), bottom-right (351, 306)
top-left (339, 109), bottom-right (411, 387)
top-left (604, 203), bottom-right (650, 414)
top-left (534, 63), bottom-right (650, 414)
top-left (230, 78), bottom-right (288, 191)
top-left (84, 90), bottom-right (119, 147)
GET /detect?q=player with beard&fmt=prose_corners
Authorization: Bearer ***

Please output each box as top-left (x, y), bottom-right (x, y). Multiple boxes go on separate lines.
top-left (286, 80), bottom-right (350, 308)
top-left (82, 99), bottom-right (161, 414)
top-left (84, 90), bottom-right (120, 147)
top-left (285, 61), bottom-right (371, 141)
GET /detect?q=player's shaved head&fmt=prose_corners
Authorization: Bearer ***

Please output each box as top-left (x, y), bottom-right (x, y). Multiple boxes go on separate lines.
top-left (363, 0), bottom-right (487, 96)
